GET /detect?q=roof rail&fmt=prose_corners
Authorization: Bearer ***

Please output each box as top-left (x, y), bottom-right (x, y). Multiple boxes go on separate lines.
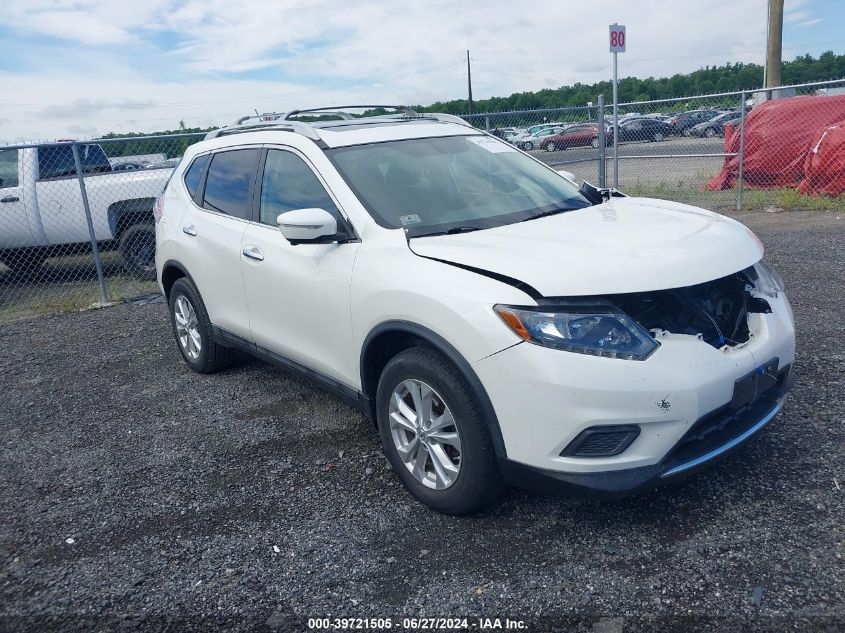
top-left (204, 117), bottom-right (323, 141)
top-left (204, 106), bottom-right (475, 141)
top-left (283, 105), bottom-right (419, 119)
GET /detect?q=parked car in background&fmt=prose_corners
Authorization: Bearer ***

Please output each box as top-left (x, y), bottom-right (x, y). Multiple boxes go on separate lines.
top-left (688, 110), bottom-right (747, 138)
top-left (490, 127), bottom-right (519, 141)
top-left (650, 114), bottom-right (675, 124)
top-left (146, 157), bottom-right (181, 170)
top-left (541, 123), bottom-right (603, 151)
top-left (513, 127), bottom-right (565, 151)
top-left (0, 142), bottom-right (170, 279)
top-left (608, 118), bottom-right (674, 143)
top-left (671, 109), bottom-right (723, 135)
top-left (112, 161), bottom-right (145, 171)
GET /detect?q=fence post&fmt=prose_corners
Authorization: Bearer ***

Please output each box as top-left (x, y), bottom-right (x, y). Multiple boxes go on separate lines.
top-left (736, 90), bottom-right (747, 211)
top-left (597, 95), bottom-right (607, 188)
top-left (71, 143), bottom-right (109, 305)
top-left (484, 115), bottom-right (490, 131)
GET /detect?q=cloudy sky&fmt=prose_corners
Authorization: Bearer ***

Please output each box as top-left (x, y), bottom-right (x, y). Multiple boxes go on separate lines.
top-left (0, 0), bottom-right (840, 143)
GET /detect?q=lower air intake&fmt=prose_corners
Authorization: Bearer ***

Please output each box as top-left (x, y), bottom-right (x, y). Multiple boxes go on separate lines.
top-left (561, 425), bottom-right (641, 457)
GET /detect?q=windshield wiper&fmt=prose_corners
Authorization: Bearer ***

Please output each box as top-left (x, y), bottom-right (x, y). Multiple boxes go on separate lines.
top-left (409, 226), bottom-right (481, 238)
top-left (520, 206), bottom-right (576, 222)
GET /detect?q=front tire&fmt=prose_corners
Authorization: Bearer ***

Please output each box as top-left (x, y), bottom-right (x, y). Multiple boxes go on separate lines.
top-left (590, 137), bottom-right (600, 149)
top-left (168, 278), bottom-right (236, 373)
top-left (704, 127), bottom-right (716, 138)
top-left (522, 141), bottom-right (533, 151)
top-left (376, 347), bottom-right (502, 514)
top-left (546, 141), bottom-right (556, 152)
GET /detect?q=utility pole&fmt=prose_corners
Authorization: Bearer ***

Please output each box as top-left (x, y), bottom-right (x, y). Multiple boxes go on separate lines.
top-left (765, 0), bottom-right (784, 88)
top-left (466, 50), bottom-right (474, 115)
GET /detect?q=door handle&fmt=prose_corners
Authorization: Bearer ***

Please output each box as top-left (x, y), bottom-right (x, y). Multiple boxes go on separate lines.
top-left (1, 196), bottom-right (19, 203)
top-left (182, 225), bottom-right (197, 236)
top-left (242, 245), bottom-right (264, 261)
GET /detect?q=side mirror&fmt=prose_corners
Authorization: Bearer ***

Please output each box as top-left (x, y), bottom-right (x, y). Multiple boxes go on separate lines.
top-left (277, 208), bottom-right (338, 244)
top-left (556, 170), bottom-right (577, 183)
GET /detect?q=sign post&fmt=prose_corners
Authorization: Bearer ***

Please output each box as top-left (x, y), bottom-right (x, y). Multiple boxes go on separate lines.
top-left (609, 23), bottom-right (626, 188)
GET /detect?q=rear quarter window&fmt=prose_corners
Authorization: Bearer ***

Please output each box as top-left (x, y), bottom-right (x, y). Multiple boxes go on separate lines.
top-left (183, 154), bottom-right (209, 200)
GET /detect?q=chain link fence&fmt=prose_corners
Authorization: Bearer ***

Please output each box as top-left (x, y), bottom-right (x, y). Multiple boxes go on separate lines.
top-left (0, 133), bottom-right (205, 322)
top-left (2, 78), bottom-right (844, 322)
top-left (464, 77), bottom-right (845, 213)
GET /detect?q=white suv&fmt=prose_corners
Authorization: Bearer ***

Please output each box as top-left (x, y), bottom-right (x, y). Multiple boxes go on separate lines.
top-left (154, 106), bottom-right (795, 514)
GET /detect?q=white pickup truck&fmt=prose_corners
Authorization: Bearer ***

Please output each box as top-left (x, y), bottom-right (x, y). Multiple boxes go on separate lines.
top-left (0, 143), bottom-right (173, 279)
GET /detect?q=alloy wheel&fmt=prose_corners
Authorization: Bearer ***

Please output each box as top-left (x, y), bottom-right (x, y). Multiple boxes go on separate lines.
top-left (174, 295), bottom-right (202, 360)
top-left (388, 379), bottom-right (462, 490)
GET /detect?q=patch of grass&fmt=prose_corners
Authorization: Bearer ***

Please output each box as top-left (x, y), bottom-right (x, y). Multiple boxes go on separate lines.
top-left (0, 274), bottom-right (158, 324)
top-left (623, 180), bottom-right (845, 212)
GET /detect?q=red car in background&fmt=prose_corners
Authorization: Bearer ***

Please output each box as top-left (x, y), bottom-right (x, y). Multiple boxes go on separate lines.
top-left (540, 123), bottom-right (604, 151)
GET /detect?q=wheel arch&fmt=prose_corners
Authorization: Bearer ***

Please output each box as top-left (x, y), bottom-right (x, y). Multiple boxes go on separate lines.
top-left (359, 320), bottom-right (507, 459)
top-left (107, 197), bottom-right (157, 238)
top-left (160, 258), bottom-right (197, 301)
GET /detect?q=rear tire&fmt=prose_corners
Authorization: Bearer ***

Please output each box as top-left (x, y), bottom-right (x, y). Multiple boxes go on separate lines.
top-left (168, 278), bottom-right (236, 373)
top-left (653, 132), bottom-right (665, 142)
top-left (376, 347), bottom-right (502, 515)
top-left (704, 128), bottom-right (716, 138)
top-left (119, 224), bottom-right (156, 280)
top-left (590, 137), bottom-right (600, 149)
top-left (522, 141), bottom-right (534, 151)
top-left (546, 142), bottom-right (556, 152)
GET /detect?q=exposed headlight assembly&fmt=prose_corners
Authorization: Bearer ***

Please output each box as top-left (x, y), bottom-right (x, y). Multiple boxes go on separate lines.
top-left (749, 259), bottom-right (785, 298)
top-left (494, 305), bottom-right (659, 360)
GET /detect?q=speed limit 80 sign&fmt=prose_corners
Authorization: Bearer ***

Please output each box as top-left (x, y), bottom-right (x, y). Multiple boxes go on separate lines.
top-left (609, 24), bottom-right (626, 53)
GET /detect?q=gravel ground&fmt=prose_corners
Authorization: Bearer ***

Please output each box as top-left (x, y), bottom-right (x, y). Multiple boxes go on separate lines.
top-left (1, 210), bottom-right (843, 632)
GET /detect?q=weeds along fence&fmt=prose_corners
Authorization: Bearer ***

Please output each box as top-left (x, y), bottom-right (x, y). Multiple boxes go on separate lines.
top-left (1, 78), bottom-right (845, 322)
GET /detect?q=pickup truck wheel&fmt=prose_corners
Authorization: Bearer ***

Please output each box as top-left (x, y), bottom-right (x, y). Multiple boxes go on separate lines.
top-left (168, 278), bottom-right (236, 373)
top-left (119, 225), bottom-right (156, 280)
top-left (375, 347), bottom-right (502, 514)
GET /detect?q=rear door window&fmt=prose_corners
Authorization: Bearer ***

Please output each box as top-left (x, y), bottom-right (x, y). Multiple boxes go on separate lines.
top-left (201, 149), bottom-right (261, 220)
top-left (38, 144), bottom-right (111, 179)
top-left (0, 149), bottom-right (18, 188)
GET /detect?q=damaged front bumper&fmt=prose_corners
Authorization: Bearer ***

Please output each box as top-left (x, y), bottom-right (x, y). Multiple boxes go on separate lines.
top-left (498, 366), bottom-right (793, 497)
top-left (472, 290), bottom-right (796, 496)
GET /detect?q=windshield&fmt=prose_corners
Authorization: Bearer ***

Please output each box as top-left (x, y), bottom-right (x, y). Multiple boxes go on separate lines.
top-left (326, 135), bottom-right (591, 236)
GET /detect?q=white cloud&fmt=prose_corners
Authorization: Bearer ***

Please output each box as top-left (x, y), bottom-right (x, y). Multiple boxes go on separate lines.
top-left (0, 0), bottom-right (828, 142)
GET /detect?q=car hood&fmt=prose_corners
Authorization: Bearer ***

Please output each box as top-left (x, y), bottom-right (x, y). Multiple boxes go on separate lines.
top-left (408, 197), bottom-right (763, 297)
